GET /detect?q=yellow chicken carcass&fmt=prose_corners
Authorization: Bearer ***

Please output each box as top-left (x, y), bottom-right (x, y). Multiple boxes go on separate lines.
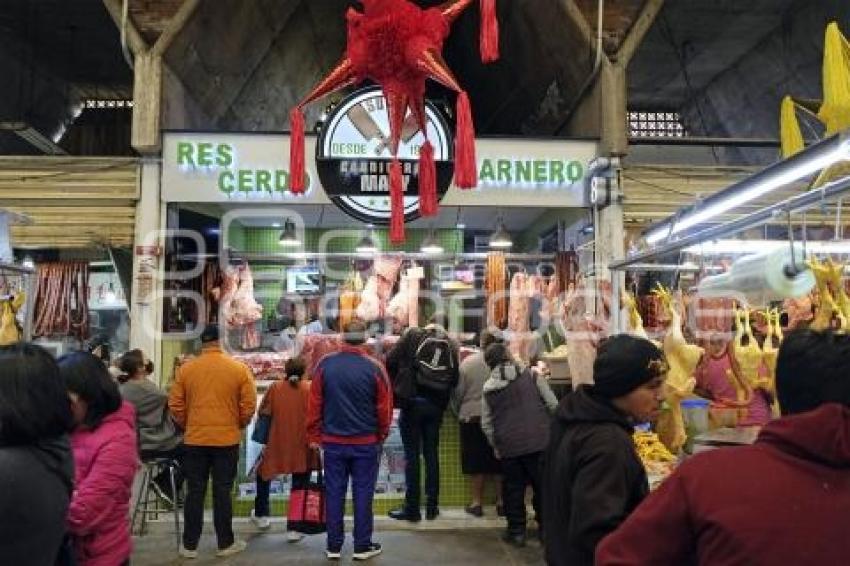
top-left (823, 258), bottom-right (850, 329)
top-left (762, 308), bottom-right (783, 417)
top-left (808, 257), bottom-right (842, 330)
top-left (623, 291), bottom-right (647, 339)
top-left (733, 309), bottom-right (768, 391)
top-left (653, 285), bottom-right (703, 454)
top-left (0, 291), bottom-right (26, 346)
top-left (761, 309), bottom-right (781, 392)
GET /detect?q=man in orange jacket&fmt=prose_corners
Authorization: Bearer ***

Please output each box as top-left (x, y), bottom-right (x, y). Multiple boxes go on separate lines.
top-left (169, 325), bottom-right (256, 559)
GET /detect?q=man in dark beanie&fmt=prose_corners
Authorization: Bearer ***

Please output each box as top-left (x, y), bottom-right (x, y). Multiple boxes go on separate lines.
top-left (541, 334), bottom-right (667, 566)
top-left (598, 329), bottom-right (850, 566)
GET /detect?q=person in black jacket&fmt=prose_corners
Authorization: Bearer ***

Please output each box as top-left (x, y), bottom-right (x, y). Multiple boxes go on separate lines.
top-left (386, 313), bottom-right (459, 522)
top-left (0, 343), bottom-right (75, 566)
top-left (481, 343), bottom-right (557, 547)
top-left (542, 334), bottom-right (667, 566)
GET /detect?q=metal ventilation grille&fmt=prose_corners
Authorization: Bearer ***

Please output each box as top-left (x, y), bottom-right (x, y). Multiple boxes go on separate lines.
top-left (628, 111), bottom-right (687, 138)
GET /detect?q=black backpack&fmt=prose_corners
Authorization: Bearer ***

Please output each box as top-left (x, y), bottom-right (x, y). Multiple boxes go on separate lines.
top-left (413, 329), bottom-right (457, 392)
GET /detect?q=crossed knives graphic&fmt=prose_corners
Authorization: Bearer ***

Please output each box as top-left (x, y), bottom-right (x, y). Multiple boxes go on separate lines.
top-left (347, 103), bottom-right (423, 156)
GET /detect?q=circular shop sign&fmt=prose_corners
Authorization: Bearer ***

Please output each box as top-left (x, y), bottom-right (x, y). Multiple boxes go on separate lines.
top-left (316, 86), bottom-right (454, 224)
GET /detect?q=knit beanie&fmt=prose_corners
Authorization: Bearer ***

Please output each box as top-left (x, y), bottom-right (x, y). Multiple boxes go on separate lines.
top-left (590, 334), bottom-right (667, 399)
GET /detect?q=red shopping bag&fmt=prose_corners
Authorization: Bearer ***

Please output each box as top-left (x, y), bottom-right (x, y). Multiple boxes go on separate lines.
top-left (286, 469), bottom-right (326, 535)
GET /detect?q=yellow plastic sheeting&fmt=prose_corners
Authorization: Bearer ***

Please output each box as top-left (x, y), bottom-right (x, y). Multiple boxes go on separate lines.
top-left (780, 22), bottom-right (850, 188)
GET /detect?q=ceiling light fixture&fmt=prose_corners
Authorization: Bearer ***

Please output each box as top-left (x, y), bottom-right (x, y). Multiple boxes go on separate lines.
top-left (645, 135), bottom-right (850, 245)
top-left (489, 219), bottom-right (513, 249)
top-left (278, 219), bottom-right (301, 247)
top-left (356, 226), bottom-right (379, 254)
top-left (684, 239), bottom-right (850, 255)
top-left (421, 230), bottom-right (444, 254)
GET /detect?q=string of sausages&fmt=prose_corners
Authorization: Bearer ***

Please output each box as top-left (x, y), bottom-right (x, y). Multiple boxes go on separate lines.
top-left (486, 252), bottom-right (507, 329)
top-left (33, 262), bottom-right (89, 340)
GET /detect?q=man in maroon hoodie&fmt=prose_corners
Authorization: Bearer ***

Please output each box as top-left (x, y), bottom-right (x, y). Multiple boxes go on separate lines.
top-left (597, 329), bottom-right (850, 565)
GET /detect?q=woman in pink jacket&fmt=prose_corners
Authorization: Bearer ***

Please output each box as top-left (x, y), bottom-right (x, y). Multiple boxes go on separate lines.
top-left (59, 352), bottom-right (139, 566)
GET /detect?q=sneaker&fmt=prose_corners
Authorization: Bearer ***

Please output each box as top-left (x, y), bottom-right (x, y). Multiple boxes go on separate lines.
top-left (388, 507), bottom-right (421, 522)
top-left (287, 531), bottom-right (305, 543)
top-left (251, 510), bottom-right (271, 531)
top-left (216, 539), bottom-right (247, 557)
top-left (465, 504), bottom-right (483, 518)
top-left (353, 543), bottom-right (383, 561)
top-left (326, 549), bottom-right (342, 560)
top-left (426, 506), bottom-right (440, 520)
top-left (178, 545), bottom-right (198, 559)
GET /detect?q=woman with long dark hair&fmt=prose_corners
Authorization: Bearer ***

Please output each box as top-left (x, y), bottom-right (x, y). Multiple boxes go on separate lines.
top-left (60, 351), bottom-right (138, 566)
top-left (0, 343), bottom-right (75, 565)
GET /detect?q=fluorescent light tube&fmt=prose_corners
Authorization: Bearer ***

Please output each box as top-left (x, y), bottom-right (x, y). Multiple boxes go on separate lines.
top-left (646, 139), bottom-right (850, 245)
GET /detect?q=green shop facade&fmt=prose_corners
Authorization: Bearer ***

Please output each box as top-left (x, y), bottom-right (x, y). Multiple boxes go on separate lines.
top-left (156, 118), bottom-right (597, 515)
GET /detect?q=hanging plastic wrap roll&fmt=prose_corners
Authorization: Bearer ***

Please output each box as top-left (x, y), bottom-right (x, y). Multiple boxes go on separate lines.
top-left (697, 245), bottom-right (815, 305)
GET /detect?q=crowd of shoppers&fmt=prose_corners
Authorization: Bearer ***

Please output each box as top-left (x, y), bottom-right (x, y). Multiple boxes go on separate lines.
top-left (2, 321), bottom-right (849, 565)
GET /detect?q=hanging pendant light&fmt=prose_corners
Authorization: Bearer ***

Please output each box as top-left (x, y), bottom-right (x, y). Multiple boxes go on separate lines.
top-left (279, 219), bottom-right (301, 247)
top-left (421, 229), bottom-right (444, 254)
top-left (356, 226), bottom-right (379, 254)
top-left (489, 219), bottom-right (513, 249)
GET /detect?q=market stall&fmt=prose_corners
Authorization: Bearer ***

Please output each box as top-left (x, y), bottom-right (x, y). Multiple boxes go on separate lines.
top-left (608, 130), bottom-right (850, 481)
top-left (156, 92), bottom-right (599, 512)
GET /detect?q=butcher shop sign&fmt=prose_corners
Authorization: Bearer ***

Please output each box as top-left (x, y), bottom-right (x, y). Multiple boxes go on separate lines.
top-left (315, 86), bottom-right (454, 224)
top-left (161, 134), bottom-right (596, 209)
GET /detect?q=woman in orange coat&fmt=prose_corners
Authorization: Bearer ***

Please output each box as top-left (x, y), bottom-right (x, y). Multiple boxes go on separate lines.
top-left (252, 357), bottom-right (318, 541)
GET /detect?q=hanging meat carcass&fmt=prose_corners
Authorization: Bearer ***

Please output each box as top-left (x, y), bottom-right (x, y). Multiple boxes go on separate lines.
top-left (356, 255), bottom-right (403, 323)
top-left (563, 279), bottom-right (608, 389)
top-left (653, 284), bottom-right (704, 454)
top-left (212, 264), bottom-right (263, 349)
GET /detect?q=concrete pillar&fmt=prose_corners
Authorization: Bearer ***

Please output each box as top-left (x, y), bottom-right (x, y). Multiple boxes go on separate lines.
top-left (129, 158), bottom-right (164, 371)
top-left (596, 62), bottom-right (627, 283)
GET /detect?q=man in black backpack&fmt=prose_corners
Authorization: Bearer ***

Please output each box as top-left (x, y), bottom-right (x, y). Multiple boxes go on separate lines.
top-left (386, 313), bottom-right (459, 522)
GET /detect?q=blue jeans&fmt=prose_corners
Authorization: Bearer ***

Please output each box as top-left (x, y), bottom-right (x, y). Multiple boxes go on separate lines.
top-left (323, 443), bottom-right (381, 552)
top-left (399, 398), bottom-right (444, 511)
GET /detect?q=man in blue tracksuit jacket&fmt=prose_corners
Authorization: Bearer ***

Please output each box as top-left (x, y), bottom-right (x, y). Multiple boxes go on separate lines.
top-left (307, 320), bottom-right (393, 561)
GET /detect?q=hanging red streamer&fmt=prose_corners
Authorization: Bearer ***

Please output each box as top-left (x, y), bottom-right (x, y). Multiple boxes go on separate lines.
top-left (288, 0), bottom-right (499, 241)
top-left (418, 140), bottom-right (437, 216)
top-left (289, 108), bottom-right (306, 193)
top-left (480, 0), bottom-right (499, 63)
top-left (389, 159), bottom-right (405, 243)
top-left (454, 91), bottom-right (477, 188)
